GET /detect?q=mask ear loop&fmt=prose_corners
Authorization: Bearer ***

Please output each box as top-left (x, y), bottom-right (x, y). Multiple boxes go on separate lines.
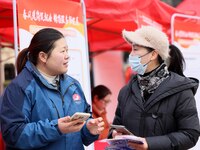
top-left (139, 50), bottom-right (154, 58)
top-left (143, 60), bottom-right (151, 67)
top-left (140, 50), bottom-right (155, 67)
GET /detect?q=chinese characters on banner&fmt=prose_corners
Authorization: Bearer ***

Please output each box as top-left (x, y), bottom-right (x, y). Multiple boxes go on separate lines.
top-left (22, 9), bottom-right (79, 25)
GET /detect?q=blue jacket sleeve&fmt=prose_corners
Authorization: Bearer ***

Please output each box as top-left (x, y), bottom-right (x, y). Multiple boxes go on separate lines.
top-left (0, 84), bottom-right (62, 149)
top-left (81, 122), bottom-right (99, 146)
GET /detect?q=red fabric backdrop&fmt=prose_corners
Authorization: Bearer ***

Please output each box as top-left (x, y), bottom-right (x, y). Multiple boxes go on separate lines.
top-left (85, 0), bottom-right (193, 52)
top-left (0, 0), bottom-right (193, 51)
top-left (176, 0), bottom-right (200, 16)
top-left (0, 0), bottom-right (13, 44)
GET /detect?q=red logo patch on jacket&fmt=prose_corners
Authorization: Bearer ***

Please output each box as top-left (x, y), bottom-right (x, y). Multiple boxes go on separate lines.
top-left (72, 94), bottom-right (81, 101)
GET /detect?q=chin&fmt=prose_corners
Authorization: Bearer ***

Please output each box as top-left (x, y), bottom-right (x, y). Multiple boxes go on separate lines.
top-left (62, 69), bottom-right (68, 74)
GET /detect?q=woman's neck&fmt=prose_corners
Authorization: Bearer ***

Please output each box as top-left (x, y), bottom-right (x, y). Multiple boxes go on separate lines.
top-left (146, 61), bottom-right (160, 74)
top-left (37, 68), bottom-right (57, 85)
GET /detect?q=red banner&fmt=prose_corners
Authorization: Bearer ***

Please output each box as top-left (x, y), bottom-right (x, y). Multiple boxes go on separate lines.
top-left (17, 0), bottom-right (83, 33)
top-left (173, 20), bottom-right (200, 48)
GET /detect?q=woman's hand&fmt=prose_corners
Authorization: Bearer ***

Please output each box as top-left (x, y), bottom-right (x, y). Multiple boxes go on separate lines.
top-left (58, 116), bottom-right (85, 134)
top-left (112, 129), bottom-right (123, 138)
top-left (86, 117), bottom-right (104, 135)
top-left (128, 137), bottom-right (148, 150)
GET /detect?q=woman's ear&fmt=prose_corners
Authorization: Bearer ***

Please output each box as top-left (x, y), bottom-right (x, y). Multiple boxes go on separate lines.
top-left (151, 50), bottom-right (159, 61)
top-left (93, 95), bottom-right (99, 103)
top-left (38, 51), bottom-right (48, 63)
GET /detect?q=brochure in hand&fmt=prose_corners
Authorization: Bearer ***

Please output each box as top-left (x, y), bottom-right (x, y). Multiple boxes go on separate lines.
top-left (100, 135), bottom-right (144, 150)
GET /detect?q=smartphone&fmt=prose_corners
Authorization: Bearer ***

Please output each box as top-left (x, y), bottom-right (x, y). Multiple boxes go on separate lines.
top-left (70, 112), bottom-right (91, 122)
top-left (110, 124), bottom-right (133, 135)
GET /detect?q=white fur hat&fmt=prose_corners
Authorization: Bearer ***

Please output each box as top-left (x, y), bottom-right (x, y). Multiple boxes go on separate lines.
top-left (122, 26), bottom-right (170, 66)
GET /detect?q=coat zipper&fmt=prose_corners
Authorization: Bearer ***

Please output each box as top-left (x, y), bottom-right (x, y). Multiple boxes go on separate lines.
top-left (61, 82), bottom-right (75, 105)
top-left (49, 82), bottom-right (75, 118)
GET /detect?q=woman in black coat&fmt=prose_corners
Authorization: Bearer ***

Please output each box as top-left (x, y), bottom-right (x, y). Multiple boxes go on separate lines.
top-left (109, 26), bottom-right (200, 150)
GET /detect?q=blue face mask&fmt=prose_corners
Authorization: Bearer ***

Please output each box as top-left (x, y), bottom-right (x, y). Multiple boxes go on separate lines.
top-left (129, 53), bottom-right (151, 75)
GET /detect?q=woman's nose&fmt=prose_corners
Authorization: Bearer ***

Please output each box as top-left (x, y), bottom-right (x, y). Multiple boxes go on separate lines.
top-left (130, 51), bottom-right (135, 56)
top-left (65, 54), bottom-right (70, 60)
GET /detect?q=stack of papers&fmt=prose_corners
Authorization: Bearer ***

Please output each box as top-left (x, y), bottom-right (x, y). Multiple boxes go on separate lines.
top-left (100, 135), bottom-right (143, 150)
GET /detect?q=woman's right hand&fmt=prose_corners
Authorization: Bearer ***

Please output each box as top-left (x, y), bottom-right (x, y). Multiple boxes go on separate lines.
top-left (57, 116), bottom-right (85, 134)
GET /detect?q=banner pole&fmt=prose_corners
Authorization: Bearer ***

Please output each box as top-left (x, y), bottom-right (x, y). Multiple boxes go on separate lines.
top-left (12, 0), bottom-right (19, 69)
top-left (81, 2), bottom-right (94, 150)
top-left (0, 44), bottom-right (2, 94)
top-left (81, 0), bottom-right (92, 104)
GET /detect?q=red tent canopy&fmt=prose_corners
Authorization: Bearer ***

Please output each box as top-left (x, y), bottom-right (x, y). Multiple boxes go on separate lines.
top-left (176, 0), bottom-right (200, 16)
top-left (86, 0), bottom-right (193, 52)
top-left (0, 0), bottom-right (193, 50)
top-left (0, 0), bottom-right (13, 44)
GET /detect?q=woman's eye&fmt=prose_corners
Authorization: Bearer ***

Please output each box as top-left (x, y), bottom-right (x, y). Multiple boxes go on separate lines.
top-left (133, 48), bottom-right (138, 51)
top-left (61, 49), bottom-right (67, 53)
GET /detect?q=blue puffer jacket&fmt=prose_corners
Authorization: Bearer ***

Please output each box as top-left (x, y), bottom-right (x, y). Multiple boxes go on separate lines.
top-left (0, 61), bottom-right (98, 150)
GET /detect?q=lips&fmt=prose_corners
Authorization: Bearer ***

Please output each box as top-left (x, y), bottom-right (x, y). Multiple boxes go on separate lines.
top-left (63, 61), bottom-right (68, 65)
top-left (63, 62), bottom-right (68, 67)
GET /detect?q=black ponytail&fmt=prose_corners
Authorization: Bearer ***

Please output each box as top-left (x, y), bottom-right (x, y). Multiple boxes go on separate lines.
top-left (168, 44), bottom-right (185, 77)
top-left (16, 48), bottom-right (29, 75)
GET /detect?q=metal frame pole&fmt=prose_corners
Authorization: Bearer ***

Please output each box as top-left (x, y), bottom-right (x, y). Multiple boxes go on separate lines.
top-left (0, 45), bottom-right (2, 94)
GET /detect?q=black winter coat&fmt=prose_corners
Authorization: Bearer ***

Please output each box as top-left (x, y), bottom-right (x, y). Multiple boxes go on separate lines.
top-left (112, 72), bottom-right (200, 150)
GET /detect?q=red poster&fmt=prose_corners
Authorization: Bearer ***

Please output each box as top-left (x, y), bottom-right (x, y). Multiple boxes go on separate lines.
top-left (172, 17), bottom-right (200, 81)
top-left (17, 0), bottom-right (83, 35)
top-left (173, 20), bottom-right (200, 48)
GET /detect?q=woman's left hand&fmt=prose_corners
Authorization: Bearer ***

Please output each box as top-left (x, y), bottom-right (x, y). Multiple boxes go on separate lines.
top-left (86, 117), bottom-right (104, 135)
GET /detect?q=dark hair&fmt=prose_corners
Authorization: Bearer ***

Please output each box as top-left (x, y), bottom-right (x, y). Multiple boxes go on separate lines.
top-left (16, 28), bottom-right (64, 74)
top-left (168, 44), bottom-right (185, 76)
top-left (91, 85), bottom-right (112, 101)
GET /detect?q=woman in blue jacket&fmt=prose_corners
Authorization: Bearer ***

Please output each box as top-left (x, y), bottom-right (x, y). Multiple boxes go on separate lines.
top-left (109, 26), bottom-right (200, 150)
top-left (0, 28), bottom-right (104, 150)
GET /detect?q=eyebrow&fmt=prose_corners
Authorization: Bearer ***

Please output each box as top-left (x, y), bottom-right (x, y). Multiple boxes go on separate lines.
top-left (132, 44), bottom-right (154, 51)
top-left (132, 43), bottom-right (143, 47)
top-left (132, 45), bottom-right (142, 48)
top-left (63, 46), bottom-right (68, 50)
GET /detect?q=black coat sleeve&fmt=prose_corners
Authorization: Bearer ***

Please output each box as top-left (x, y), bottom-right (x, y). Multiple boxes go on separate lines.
top-left (147, 89), bottom-right (200, 150)
top-left (108, 86), bottom-right (127, 138)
